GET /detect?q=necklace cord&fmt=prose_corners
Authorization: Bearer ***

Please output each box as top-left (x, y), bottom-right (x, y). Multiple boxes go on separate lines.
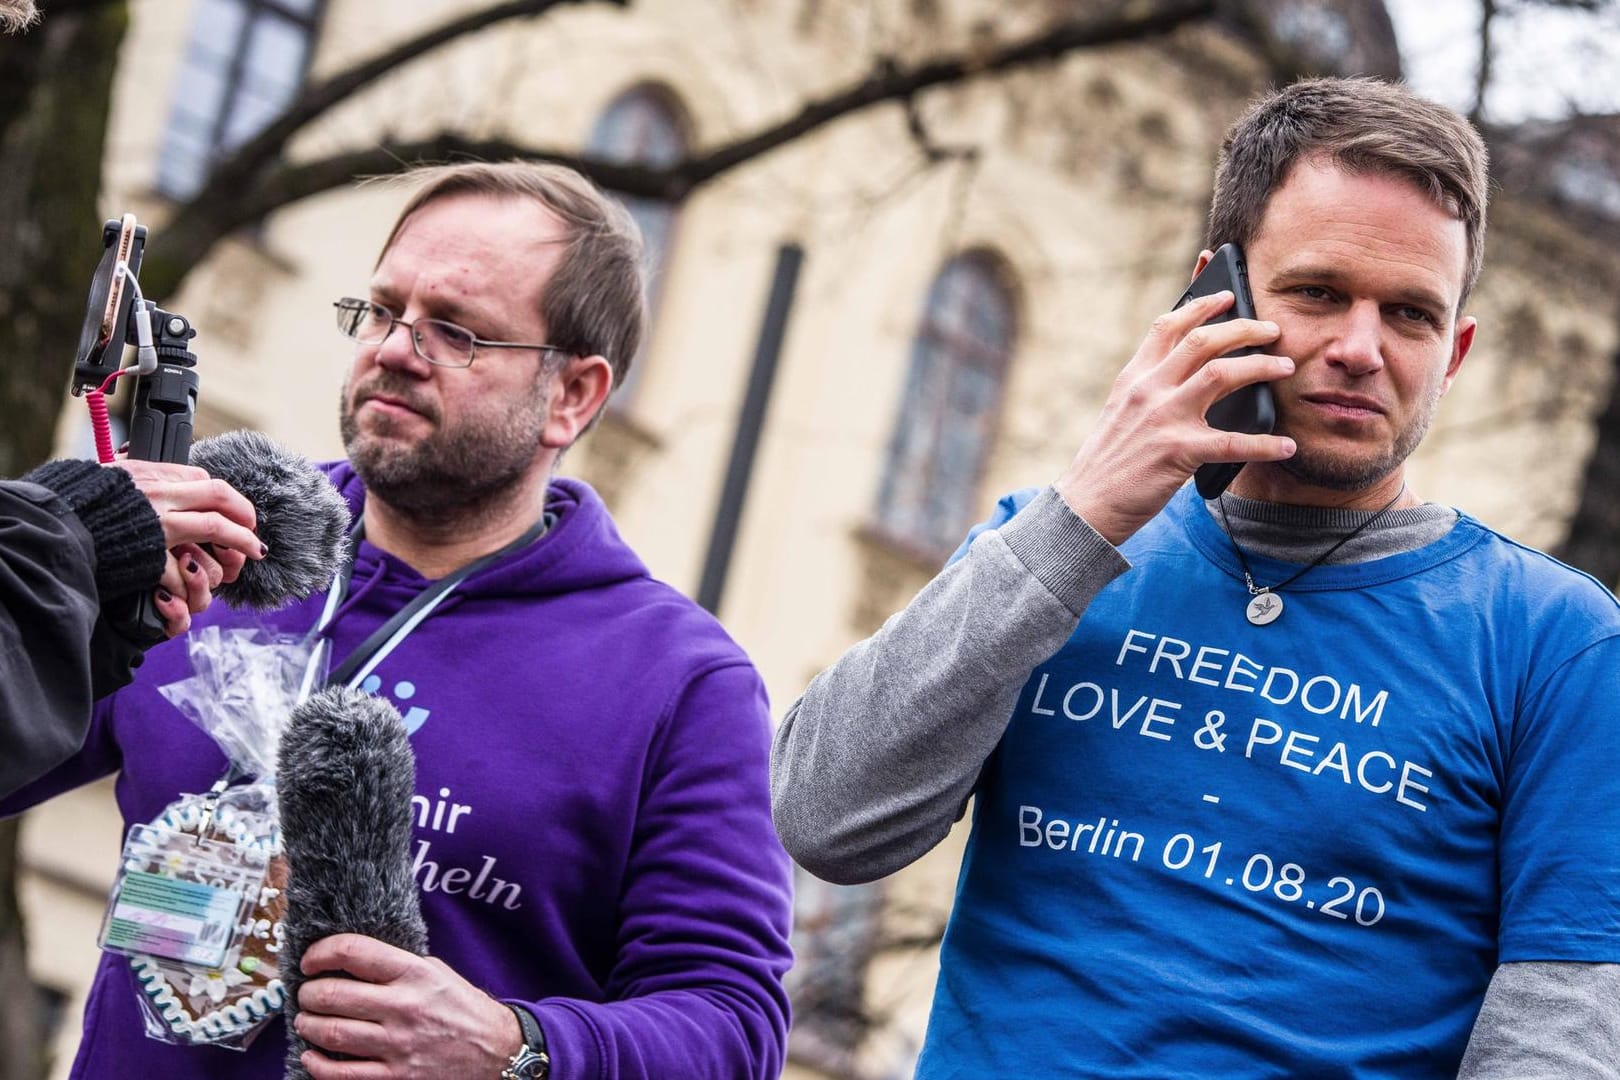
top-left (1217, 485), bottom-right (1407, 597)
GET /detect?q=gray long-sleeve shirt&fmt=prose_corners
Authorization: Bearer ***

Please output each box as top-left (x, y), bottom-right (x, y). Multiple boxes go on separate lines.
top-left (771, 485), bottom-right (1619, 1077)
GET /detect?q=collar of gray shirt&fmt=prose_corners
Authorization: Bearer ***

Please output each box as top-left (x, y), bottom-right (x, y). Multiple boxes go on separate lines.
top-left (1204, 493), bottom-right (1459, 566)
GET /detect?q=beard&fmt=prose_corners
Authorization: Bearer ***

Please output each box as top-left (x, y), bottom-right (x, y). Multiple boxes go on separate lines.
top-left (339, 369), bottom-right (548, 523)
top-left (1275, 381), bottom-right (1444, 492)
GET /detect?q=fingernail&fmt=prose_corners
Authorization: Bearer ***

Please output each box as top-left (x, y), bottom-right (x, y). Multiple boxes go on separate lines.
top-left (187, 560), bottom-right (200, 574)
top-left (260, 543), bottom-right (269, 558)
top-left (157, 589), bottom-right (173, 602)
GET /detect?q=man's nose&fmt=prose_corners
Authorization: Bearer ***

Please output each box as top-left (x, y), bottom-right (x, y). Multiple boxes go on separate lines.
top-left (373, 319), bottom-right (431, 375)
top-left (1323, 301), bottom-right (1385, 377)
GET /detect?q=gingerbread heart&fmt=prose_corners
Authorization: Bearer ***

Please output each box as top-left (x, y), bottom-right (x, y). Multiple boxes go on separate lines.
top-left (126, 791), bottom-right (289, 1048)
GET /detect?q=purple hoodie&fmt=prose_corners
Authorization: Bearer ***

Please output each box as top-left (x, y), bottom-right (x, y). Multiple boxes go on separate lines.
top-left (2, 467), bottom-right (794, 1080)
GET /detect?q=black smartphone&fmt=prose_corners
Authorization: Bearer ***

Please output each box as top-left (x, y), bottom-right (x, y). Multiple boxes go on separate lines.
top-left (1172, 242), bottom-right (1276, 499)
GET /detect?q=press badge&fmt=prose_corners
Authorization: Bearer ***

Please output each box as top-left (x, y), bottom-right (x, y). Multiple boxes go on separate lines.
top-left (98, 822), bottom-right (268, 970)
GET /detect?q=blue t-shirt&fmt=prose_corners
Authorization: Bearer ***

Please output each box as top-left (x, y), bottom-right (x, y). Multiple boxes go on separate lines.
top-left (917, 486), bottom-right (1620, 1079)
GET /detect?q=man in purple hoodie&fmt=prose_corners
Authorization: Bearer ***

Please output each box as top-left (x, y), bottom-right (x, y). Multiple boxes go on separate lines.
top-left (2, 162), bottom-right (794, 1080)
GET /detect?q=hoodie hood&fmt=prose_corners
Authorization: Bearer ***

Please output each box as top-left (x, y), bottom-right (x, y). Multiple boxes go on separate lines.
top-left (320, 461), bottom-right (649, 602)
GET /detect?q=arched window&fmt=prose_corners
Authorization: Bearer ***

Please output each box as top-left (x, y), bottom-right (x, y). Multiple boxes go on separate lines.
top-left (157, 0), bottom-right (324, 199)
top-left (585, 85), bottom-right (689, 401)
top-left (875, 253), bottom-right (1017, 556)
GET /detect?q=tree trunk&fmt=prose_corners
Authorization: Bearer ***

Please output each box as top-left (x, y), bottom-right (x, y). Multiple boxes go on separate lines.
top-left (0, 3), bottom-right (128, 476)
top-left (1554, 340), bottom-right (1620, 592)
top-left (0, 819), bottom-right (43, 1080)
top-left (0, 8), bottom-right (127, 1079)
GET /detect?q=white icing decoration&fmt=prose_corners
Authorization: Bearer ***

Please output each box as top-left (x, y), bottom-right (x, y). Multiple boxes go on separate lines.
top-left (125, 794), bottom-right (286, 1044)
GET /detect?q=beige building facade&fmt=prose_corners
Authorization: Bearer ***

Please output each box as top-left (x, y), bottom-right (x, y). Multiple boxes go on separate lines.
top-left (22, 1), bottom-right (1618, 1078)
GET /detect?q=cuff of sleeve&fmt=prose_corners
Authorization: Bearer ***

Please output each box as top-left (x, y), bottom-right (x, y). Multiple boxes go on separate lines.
top-left (23, 460), bottom-right (166, 602)
top-left (89, 615), bottom-right (146, 700)
top-left (516, 1000), bottom-right (597, 1080)
top-left (997, 485), bottom-right (1131, 616)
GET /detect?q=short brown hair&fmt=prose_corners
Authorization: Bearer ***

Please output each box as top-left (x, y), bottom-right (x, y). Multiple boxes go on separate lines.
top-left (1208, 77), bottom-right (1490, 305)
top-left (382, 161), bottom-right (647, 396)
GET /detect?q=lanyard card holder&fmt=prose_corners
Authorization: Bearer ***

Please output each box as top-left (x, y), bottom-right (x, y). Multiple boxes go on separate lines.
top-left (100, 818), bottom-right (265, 969)
top-left (100, 781), bottom-right (289, 1051)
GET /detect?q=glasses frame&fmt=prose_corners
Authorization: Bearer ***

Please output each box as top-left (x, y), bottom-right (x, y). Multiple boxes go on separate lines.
top-left (333, 297), bottom-right (569, 369)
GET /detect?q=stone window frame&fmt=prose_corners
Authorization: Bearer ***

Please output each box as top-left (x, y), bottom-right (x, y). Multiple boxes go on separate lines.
top-left (156, 0), bottom-right (326, 200)
top-left (871, 250), bottom-right (1018, 560)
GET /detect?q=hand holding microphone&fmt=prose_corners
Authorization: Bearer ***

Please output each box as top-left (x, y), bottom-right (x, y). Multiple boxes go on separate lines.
top-left (277, 686), bottom-right (432, 1079)
top-left (278, 687), bottom-right (520, 1077)
top-left (111, 458), bottom-right (262, 635)
top-left (187, 430), bottom-right (351, 611)
top-left (112, 431), bottom-right (352, 638)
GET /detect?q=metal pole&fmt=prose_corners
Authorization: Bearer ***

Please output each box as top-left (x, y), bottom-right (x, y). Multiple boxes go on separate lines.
top-left (696, 242), bottom-right (804, 614)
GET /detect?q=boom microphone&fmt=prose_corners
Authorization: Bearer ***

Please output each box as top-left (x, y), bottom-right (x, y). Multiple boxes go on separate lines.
top-left (277, 686), bottom-right (428, 1079)
top-left (187, 431), bottom-right (350, 610)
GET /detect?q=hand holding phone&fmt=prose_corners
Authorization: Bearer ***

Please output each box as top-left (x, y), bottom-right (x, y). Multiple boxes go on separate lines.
top-left (1173, 243), bottom-right (1276, 499)
top-left (1056, 242), bottom-right (1291, 547)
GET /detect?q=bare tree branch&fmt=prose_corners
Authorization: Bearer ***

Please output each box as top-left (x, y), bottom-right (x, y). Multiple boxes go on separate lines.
top-left (209, 0), bottom-right (626, 193)
top-left (149, 0), bottom-right (1216, 297)
top-left (146, 136), bottom-right (652, 296)
top-left (1473, 0), bottom-right (1497, 123)
top-left (675, 0), bottom-right (1215, 190)
top-left (900, 87), bottom-right (980, 165)
top-left (1555, 337), bottom-right (1620, 587)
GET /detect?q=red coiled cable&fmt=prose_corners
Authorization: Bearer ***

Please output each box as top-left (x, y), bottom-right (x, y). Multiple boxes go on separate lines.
top-left (86, 368), bottom-right (126, 463)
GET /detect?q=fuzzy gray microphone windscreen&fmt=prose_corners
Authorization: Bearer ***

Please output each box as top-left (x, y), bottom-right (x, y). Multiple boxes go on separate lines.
top-left (277, 686), bottom-right (428, 1080)
top-left (188, 430), bottom-right (351, 610)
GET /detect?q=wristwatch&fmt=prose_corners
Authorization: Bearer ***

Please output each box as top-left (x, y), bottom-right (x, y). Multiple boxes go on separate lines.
top-left (500, 1003), bottom-right (550, 1079)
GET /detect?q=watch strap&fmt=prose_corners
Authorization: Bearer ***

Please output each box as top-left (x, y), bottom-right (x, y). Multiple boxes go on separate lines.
top-left (500, 1003), bottom-right (550, 1079)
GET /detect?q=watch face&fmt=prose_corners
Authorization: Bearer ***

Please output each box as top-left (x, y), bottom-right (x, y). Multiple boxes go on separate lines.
top-left (503, 1047), bottom-right (549, 1079)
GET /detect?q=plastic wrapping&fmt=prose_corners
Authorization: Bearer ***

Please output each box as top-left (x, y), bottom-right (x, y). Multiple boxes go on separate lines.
top-left (102, 628), bottom-right (325, 1051)
top-left (156, 627), bottom-right (321, 778)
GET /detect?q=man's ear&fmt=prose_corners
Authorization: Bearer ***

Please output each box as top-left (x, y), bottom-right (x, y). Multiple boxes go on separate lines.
top-left (1440, 315), bottom-right (1476, 396)
top-left (1191, 249), bottom-right (1215, 281)
top-left (542, 354), bottom-right (614, 449)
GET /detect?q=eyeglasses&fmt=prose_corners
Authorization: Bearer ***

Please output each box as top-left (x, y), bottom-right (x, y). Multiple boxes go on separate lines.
top-left (333, 297), bottom-right (569, 369)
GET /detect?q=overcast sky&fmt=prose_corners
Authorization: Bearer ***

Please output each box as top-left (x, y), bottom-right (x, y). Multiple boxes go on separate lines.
top-left (1386, 0), bottom-right (1620, 121)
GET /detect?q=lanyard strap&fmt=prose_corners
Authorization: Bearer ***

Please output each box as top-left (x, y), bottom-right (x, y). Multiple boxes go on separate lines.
top-left (311, 515), bottom-right (550, 691)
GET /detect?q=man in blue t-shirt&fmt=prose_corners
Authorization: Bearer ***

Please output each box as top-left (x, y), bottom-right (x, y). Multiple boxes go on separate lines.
top-left (772, 77), bottom-right (1620, 1078)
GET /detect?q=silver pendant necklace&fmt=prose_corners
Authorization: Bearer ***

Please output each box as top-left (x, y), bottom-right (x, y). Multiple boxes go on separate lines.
top-left (1217, 485), bottom-right (1406, 626)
